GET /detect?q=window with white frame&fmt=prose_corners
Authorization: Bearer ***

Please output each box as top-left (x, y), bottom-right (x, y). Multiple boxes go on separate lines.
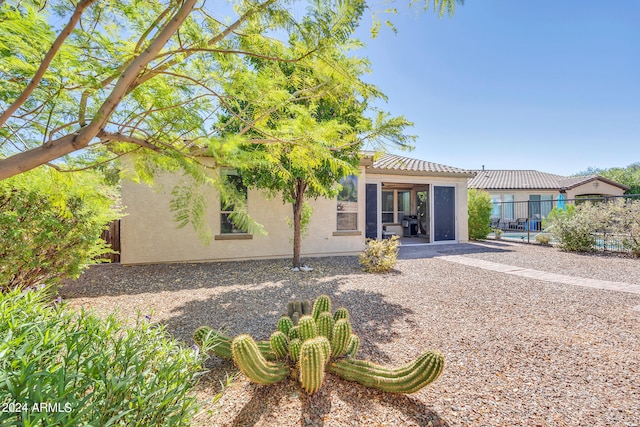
top-left (336, 175), bottom-right (358, 231)
top-left (397, 191), bottom-right (410, 223)
top-left (382, 189), bottom-right (412, 223)
top-left (381, 190), bottom-right (394, 223)
top-left (490, 194), bottom-right (515, 220)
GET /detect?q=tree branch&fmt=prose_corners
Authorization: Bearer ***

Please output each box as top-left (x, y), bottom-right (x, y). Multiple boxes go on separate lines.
top-left (0, 0), bottom-right (98, 128)
top-left (0, 0), bottom-right (198, 180)
top-left (97, 131), bottom-right (163, 152)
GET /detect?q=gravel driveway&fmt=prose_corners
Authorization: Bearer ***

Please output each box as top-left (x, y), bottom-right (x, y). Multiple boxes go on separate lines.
top-left (63, 242), bottom-right (640, 426)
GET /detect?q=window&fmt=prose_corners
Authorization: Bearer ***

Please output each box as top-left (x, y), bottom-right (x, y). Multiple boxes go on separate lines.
top-left (490, 194), bottom-right (514, 220)
top-left (503, 194), bottom-right (514, 219)
top-left (397, 191), bottom-right (410, 223)
top-left (540, 195), bottom-right (553, 218)
top-left (490, 196), bottom-right (501, 218)
top-left (220, 172), bottom-right (248, 234)
top-left (337, 175), bottom-right (358, 231)
top-left (381, 190), bottom-right (394, 223)
top-left (382, 189), bottom-right (413, 223)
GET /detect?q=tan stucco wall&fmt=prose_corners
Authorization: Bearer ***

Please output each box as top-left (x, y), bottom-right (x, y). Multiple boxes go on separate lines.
top-left (121, 167), bottom-right (366, 265)
top-left (565, 181), bottom-right (625, 198)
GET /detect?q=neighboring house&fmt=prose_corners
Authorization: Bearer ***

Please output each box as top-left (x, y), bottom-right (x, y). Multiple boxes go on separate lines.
top-left (120, 153), bottom-right (476, 264)
top-left (468, 169), bottom-right (629, 230)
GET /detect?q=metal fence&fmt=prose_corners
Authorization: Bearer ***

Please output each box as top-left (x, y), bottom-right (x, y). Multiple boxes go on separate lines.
top-left (490, 194), bottom-right (640, 252)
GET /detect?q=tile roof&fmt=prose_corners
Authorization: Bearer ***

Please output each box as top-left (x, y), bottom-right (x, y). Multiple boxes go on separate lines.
top-left (558, 174), bottom-right (630, 190)
top-left (468, 170), bottom-right (564, 190)
top-left (368, 153), bottom-right (475, 177)
top-left (468, 170), bottom-right (629, 191)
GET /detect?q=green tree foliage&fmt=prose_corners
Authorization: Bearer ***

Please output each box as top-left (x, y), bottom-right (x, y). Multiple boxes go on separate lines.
top-left (0, 288), bottom-right (202, 426)
top-left (577, 163), bottom-right (640, 194)
top-left (0, 168), bottom-right (120, 292)
top-left (467, 189), bottom-right (493, 240)
top-left (0, 0), bottom-right (462, 245)
top-left (221, 42), bottom-right (415, 266)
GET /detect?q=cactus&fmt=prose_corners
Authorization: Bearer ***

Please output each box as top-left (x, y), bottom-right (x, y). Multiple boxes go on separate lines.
top-left (312, 294), bottom-right (331, 320)
top-left (270, 331), bottom-right (289, 359)
top-left (316, 312), bottom-right (335, 341)
top-left (195, 294), bottom-right (444, 395)
top-left (333, 307), bottom-right (349, 321)
top-left (294, 301), bottom-right (302, 317)
top-left (289, 338), bottom-right (302, 362)
top-left (345, 334), bottom-right (360, 357)
top-left (287, 301), bottom-right (295, 317)
top-left (331, 318), bottom-right (352, 357)
top-left (298, 315), bottom-right (318, 341)
top-left (231, 335), bottom-right (289, 385)
top-left (257, 340), bottom-right (277, 361)
top-left (327, 350), bottom-right (445, 394)
top-left (317, 336), bottom-right (332, 365)
top-left (288, 325), bottom-right (300, 340)
top-left (193, 326), bottom-right (232, 359)
top-left (302, 300), bottom-right (312, 315)
top-left (277, 316), bottom-right (294, 336)
top-left (291, 312), bottom-right (300, 326)
top-left (299, 338), bottom-right (327, 393)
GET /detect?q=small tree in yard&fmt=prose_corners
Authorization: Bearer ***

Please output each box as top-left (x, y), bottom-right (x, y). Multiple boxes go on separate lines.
top-left (468, 189), bottom-right (493, 240)
top-left (222, 44), bottom-right (414, 268)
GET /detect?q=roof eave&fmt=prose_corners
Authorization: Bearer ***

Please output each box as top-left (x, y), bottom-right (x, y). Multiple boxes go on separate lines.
top-left (367, 167), bottom-right (477, 178)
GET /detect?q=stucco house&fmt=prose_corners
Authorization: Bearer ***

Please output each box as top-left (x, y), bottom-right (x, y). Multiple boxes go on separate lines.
top-left (468, 169), bottom-right (629, 230)
top-left (120, 153), bottom-right (476, 264)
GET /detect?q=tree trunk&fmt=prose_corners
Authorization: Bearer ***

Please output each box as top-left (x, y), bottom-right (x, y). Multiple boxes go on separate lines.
top-left (292, 179), bottom-right (306, 268)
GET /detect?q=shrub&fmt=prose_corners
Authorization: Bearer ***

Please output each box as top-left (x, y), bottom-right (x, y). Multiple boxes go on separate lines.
top-left (545, 203), bottom-right (598, 252)
top-left (603, 198), bottom-right (640, 256)
top-left (534, 233), bottom-right (552, 245)
top-left (0, 168), bottom-right (120, 293)
top-left (468, 189), bottom-right (493, 240)
top-left (359, 236), bottom-right (399, 273)
top-left (0, 288), bottom-right (202, 426)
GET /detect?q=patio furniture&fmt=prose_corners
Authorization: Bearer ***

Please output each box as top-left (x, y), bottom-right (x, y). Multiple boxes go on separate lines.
top-left (509, 218), bottom-right (528, 230)
top-left (490, 218), bottom-right (500, 229)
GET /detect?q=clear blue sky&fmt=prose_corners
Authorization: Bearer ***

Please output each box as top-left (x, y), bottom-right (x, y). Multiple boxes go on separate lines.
top-left (354, 0), bottom-right (640, 175)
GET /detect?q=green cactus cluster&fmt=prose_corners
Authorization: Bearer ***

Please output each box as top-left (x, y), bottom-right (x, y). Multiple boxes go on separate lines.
top-left (287, 299), bottom-right (312, 325)
top-left (194, 295), bottom-right (444, 394)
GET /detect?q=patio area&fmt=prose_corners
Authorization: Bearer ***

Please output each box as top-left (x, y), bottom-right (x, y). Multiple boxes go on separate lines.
top-left (62, 242), bottom-right (640, 426)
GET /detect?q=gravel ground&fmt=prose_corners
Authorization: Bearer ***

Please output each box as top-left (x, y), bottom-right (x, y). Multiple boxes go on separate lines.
top-left (62, 243), bottom-right (640, 427)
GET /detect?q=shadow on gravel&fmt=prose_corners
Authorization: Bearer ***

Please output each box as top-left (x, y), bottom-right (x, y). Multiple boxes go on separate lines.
top-left (163, 273), bottom-right (414, 364)
top-left (63, 256), bottom-right (414, 362)
top-left (398, 241), bottom-right (514, 260)
top-left (219, 375), bottom-right (448, 427)
top-left (62, 256), bottom-right (363, 298)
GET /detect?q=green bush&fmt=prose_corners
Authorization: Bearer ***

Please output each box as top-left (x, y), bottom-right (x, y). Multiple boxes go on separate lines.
top-left (545, 203), bottom-right (597, 252)
top-left (359, 236), bottom-right (399, 273)
top-left (0, 288), bottom-right (202, 426)
top-left (601, 198), bottom-right (640, 256)
top-left (534, 233), bottom-right (552, 245)
top-left (0, 168), bottom-right (120, 293)
top-left (468, 189), bottom-right (493, 240)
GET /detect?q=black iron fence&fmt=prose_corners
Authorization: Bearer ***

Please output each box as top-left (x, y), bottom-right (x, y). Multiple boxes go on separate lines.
top-left (489, 194), bottom-right (640, 252)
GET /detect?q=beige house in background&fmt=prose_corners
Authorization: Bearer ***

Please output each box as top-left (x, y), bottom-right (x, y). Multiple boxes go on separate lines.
top-left (468, 169), bottom-right (629, 230)
top-left (120, 153), bottom-right (476, 265)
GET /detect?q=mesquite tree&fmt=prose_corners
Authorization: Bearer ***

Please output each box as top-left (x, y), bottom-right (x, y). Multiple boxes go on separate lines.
top-left (0, 0), bottom-right (463, 242)
top-left (220, 44), bottom-right (415, 267)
